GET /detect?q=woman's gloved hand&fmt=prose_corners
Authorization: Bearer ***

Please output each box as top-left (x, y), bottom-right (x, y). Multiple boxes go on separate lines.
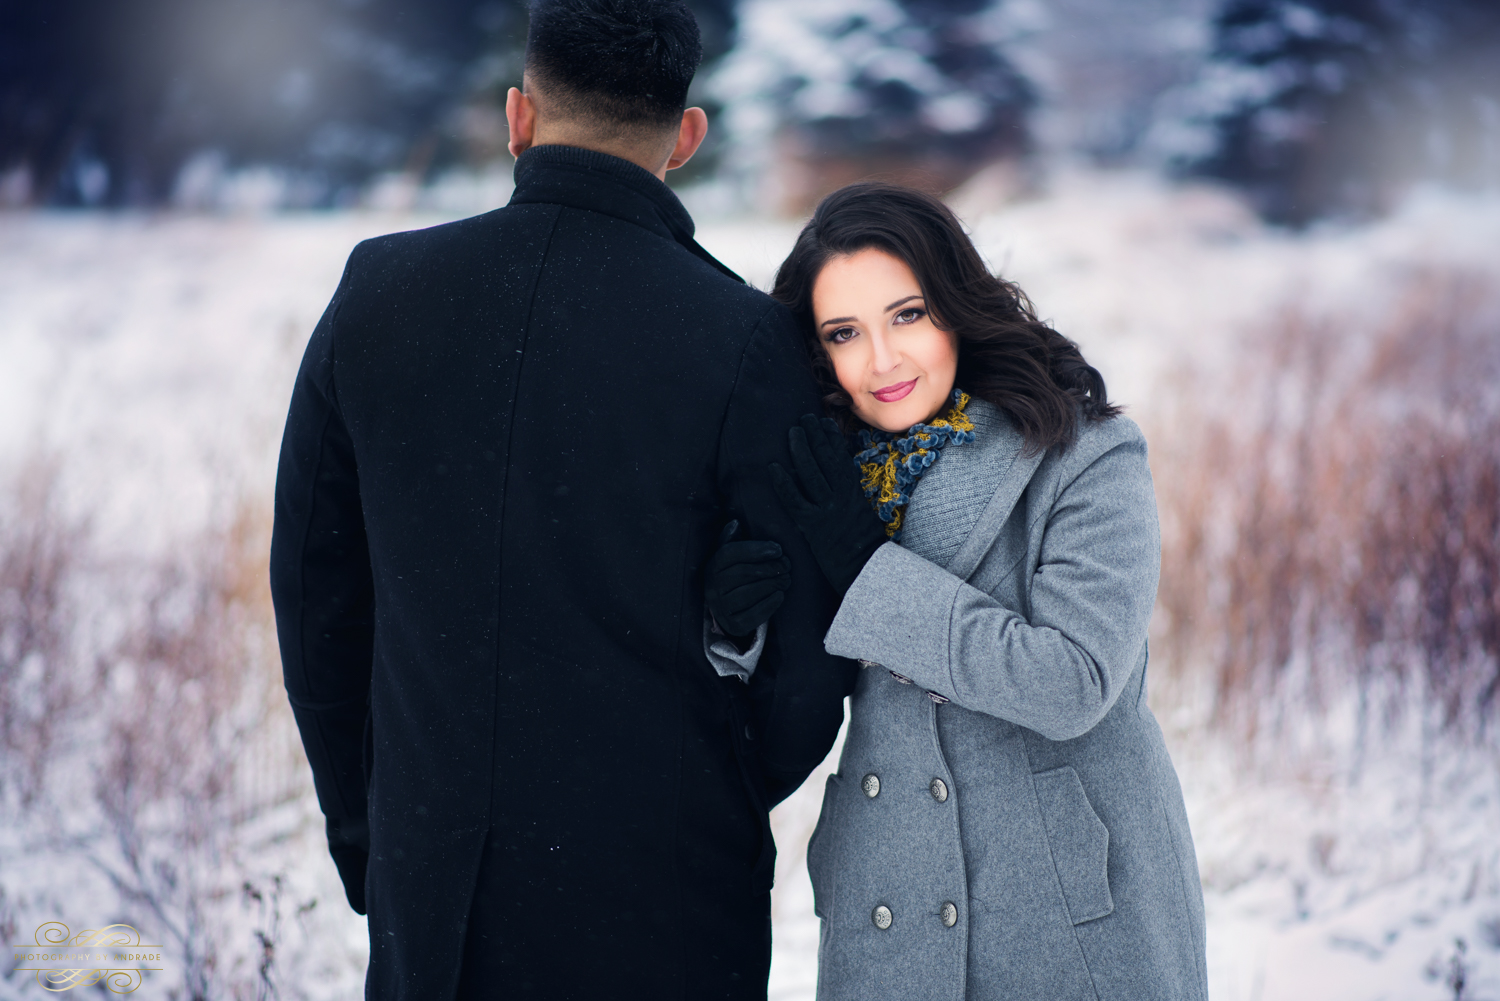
top-left (704, 520), bottom-right (792, 641)
top-left (769, 414), bottom-right (888, 595)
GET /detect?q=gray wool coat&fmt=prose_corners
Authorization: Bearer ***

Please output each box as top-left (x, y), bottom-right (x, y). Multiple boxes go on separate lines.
top-left (810, 399), bottom-right (1207, 1001)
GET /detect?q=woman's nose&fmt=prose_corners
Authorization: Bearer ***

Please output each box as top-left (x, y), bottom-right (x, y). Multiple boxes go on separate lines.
top-left (868, 329), bottom-right (900, 374)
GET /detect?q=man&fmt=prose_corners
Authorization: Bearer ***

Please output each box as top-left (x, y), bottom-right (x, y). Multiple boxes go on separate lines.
top-left (269, 0), bottom-right (854, 997)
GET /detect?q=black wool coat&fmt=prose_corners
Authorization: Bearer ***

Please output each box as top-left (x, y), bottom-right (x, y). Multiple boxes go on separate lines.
top-left (270, 145), bottom-right (856, 1000)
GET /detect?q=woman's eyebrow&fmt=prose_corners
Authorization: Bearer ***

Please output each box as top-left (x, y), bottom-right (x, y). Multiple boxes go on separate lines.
top-left (819, 294), bottom-right (924, 328)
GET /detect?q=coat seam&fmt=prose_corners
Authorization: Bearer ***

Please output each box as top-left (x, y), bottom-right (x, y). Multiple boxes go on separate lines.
top-left (943, 577), bottom-right (962, 698)
top-left (293, 299), bottom-right (361, 821)
top-left (1154, 771), bottom-right (1210, 999)
top-left (454, 204), bottom-right (564, 991)
top-left (702, 298), bottom-right (787, 1001)
top-left (713, 301), bottom-right (783, 495)
top-left (290, 302), bottom-right (343, 707)
top-left (286, 691), bottom-right (365, 711)
top-left (291, 404), bottom-right (339, 718)
top-left (668, 523), bottom-right (694, 1001)
top-left (812, 772), bottom-right (844, 978)
top-left (482, 201), bottom-right (561, 827)
top-left (717, 301), bottom-right (803, 779)
top-left (999, 438), bottom-right (1129, 593)
top-left (1025, 769), bottom-right (1108, 1000)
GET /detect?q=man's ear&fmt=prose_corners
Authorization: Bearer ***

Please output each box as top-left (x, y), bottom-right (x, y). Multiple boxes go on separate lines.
top-left (664, 107), bottom-right (709, 172)
top-left (507, 87), bottom-right (538, 159)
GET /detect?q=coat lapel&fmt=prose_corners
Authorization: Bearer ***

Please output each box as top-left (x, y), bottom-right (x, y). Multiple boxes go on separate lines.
top-left (949, 445), bottom-right (1044, 580)
top-left (900, 399), bottom-right (1040, 579)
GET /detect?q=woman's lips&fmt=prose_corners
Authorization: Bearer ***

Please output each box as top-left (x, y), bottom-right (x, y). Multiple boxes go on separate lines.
top-left (872, 379), bottom-right (917, 403)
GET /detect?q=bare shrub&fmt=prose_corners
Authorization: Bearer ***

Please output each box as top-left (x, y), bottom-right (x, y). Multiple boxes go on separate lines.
top-left (1151, 268), bottom-right (1500, 742)
top-left (0, 458), bottom-right (87, 803)
top-left (0, 469), bottom-right (317, 1000)
top-left (85, 503), bottom-right (286, 998)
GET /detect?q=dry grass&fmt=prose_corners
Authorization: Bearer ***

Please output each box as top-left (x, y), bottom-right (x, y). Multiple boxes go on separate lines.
top-left (0, 458), bottom-right (86, 805)
top-left (0, 467), bottom-right (313, 1000)
top-left (1150, 267), bottom-right (1500, 744)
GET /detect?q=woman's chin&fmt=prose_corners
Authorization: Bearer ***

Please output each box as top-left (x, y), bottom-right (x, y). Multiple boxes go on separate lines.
top-left (856, 396), bottom-right (949, 433)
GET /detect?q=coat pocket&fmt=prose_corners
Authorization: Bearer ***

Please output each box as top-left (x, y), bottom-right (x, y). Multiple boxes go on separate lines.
top-left (807, 773), bottom-right (841, 920)
top-left (1032, 766), bottom-right (1114, 925)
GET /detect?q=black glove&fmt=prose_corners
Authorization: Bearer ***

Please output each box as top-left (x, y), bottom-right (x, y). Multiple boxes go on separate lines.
top-left (326, 815), bottom-right (369, 915)
top-left (705, 520), bottom-right (791, 641)
top-left (769, 414), bottom-right (889, 595)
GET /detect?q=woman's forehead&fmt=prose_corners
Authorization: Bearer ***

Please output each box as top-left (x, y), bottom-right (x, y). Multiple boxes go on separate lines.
top-left (813, 249), bottom-right (921, 317)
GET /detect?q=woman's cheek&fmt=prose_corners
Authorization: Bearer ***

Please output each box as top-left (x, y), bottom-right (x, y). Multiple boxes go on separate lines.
top-left (831, 349), bottom-right (865, 401)
top-left (928, 329), bottom-right (960, 388)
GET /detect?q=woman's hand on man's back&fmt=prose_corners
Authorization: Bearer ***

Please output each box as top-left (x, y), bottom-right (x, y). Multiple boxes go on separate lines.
top-left (769, 415), bottom-right (889, 595)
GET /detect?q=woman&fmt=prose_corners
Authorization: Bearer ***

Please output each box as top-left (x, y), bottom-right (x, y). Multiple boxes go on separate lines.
top-left (705, 184), bottom-right (1207, 1001)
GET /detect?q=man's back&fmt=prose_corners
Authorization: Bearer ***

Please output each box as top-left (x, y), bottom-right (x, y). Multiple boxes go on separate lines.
top-left (271, 146), bottom-right (851, 999)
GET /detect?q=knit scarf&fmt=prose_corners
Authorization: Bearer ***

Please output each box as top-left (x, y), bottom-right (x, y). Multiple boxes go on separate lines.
top-left (854, 389), bottom-right (976, 541)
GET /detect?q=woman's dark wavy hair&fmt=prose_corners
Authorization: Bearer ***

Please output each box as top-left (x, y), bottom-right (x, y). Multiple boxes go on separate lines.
top-left (771, 182), bottom-right (1119, 453)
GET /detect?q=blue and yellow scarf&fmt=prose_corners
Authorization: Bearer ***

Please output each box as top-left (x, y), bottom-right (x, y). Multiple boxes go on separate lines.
top-left (854, 389), bottom-right (976, 541)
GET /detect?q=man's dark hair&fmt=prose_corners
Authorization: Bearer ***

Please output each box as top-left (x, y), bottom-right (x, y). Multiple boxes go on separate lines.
top-left (526, 0), bottom-right (702, 132)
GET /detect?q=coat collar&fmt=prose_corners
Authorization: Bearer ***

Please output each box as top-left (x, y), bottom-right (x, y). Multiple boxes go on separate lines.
top-left (945, 401), bottom-right (1046, 580)
top-left (901, 398), bottom-right (1044, 578)
top-left (508, 145), bottom-right (743, 283)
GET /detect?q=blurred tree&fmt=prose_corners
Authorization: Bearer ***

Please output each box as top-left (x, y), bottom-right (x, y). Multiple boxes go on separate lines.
top-left (0, 0), bottom-right (524, 206)
top-left (0, 0), bottom-right (735, 208)
top-left (1160, 0), bottom-right (1500, 225)
top-left (711, 0), bottom-right (1036, 211)
top-left (1021, 0), bottom-right (1213, 165)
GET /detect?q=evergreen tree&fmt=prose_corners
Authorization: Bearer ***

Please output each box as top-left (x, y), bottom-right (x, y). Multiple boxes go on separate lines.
top-left (1162, 0), bottom-right (1500, 224)
top-left (0, 0), bottom-right (734, 207)
top-left (712, 0), bottom-right (1035, 183)
top-left (0, 0), bottom-right (522, 206)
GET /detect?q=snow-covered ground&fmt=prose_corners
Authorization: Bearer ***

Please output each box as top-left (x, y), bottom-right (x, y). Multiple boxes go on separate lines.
top-left (2, 171), bottom-right (1498, 999)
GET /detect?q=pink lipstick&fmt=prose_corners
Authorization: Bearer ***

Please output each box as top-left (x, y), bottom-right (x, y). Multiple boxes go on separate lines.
top-left (872, 379), bottom-right (917, 403)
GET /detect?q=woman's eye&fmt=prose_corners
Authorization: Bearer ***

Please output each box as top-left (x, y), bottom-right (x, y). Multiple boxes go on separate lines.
top-left (827, 326), bottom-right (857, 344)
top-left (894, 308), bottom-right (926, 325)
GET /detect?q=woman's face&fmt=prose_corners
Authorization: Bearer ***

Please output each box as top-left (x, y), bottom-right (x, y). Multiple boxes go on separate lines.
top-left (812, 248), bottom-right (959, 432)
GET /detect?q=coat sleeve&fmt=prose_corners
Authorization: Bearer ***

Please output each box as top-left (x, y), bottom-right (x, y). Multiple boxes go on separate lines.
top-left (269, 253), bottom-right (376, 858)
top-left (823, 434), bottom-right (1160, 741)
top-left (719, 304), bottom-right (858, 804)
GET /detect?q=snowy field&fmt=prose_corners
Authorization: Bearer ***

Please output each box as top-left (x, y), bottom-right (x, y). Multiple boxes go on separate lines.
top-left (3, 171), bottom-right (1499, 999)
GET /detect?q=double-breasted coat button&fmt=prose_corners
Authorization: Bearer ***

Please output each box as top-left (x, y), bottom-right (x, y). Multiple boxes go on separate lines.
top-left (929, 778), bottom-right (949, 802)
top-left (872, 905), bottom-right (893, 930)
top-left (861, 774), bottom-right (881, 798)
top-left (940, 902), bottom-right (958, 927)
